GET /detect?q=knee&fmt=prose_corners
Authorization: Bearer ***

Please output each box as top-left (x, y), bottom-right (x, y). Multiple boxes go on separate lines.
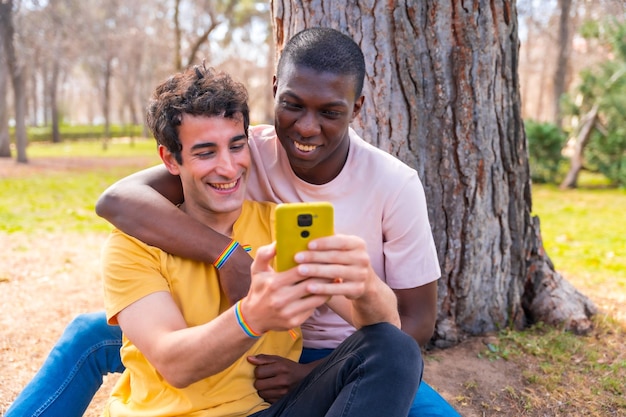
top-left (65, 312), bottom-right (109, 337)
top-left (362, 323), bottom-right (423, 373)
top-left (58, 311), bottom-right (120, 351)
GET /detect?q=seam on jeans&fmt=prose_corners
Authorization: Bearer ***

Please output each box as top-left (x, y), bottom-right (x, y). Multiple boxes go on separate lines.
top-left (30, 339), bottom-right (122, 417)
top-left (339, 363), bottom-right (362, 417)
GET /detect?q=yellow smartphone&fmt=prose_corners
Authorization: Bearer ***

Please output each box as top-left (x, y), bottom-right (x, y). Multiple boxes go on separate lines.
top-left (274, 202), bottom-right (334, 272)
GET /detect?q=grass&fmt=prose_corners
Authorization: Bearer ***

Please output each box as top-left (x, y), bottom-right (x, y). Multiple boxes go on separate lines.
top-left (531, 173), bottom-right (626, 287)
top-left (0, 139), bottom-right (160, 234)
top-left (26, 137), bottom-right (158, 158)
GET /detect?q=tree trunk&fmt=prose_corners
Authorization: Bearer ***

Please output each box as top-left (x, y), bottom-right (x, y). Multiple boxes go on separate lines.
top-left (102, 57), bottom-right (112, 151)
top-left (270, 0), bottom-right (596, 346)
top-left (0, 34), bottom-right (11, 158)
top-left (560, 104), bottom-right (599, 189)
top-left (51, 59), bottom-right (61, 143)
top-left (553, 0), bottom-right (572, 129)
top-left (0, 0), bottom-right (28, 163)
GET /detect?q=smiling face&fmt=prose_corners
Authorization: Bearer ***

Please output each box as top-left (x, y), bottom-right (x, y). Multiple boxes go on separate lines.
top-left (159, 113), bottom-right (250, 235)
top-left (273, 63), bottom-right (364, 185)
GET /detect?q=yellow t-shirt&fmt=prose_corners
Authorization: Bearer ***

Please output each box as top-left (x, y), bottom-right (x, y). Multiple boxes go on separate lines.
top-left (101, 200), bottom-right (302, 417)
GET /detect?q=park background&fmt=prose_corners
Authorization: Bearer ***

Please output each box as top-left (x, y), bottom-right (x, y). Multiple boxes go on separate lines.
top-left (1, 1), bottom-right (625, 416)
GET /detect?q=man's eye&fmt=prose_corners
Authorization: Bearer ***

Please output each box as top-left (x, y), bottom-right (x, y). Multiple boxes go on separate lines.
top-left (281, 100), bottom-right (301, 110)
top-left (195, 151), bottom-right (215, 158)
top-left (323, 110), bottom-right (342, 118)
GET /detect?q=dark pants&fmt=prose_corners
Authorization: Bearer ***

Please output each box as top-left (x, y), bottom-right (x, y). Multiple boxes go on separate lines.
top-left (252, 323), bottom-right (423, 417)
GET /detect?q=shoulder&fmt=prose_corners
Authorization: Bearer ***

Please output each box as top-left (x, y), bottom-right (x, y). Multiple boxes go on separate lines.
top-left (348, 128), bottom-right (419, 179)
top-left (249, 124), bottom-right (277, 143)
top-left (103, 229), bottom-right (161, 260)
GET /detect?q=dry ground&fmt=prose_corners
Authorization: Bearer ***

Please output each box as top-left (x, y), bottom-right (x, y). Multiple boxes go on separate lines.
top-left (1, 157), bottom-right (624, 417)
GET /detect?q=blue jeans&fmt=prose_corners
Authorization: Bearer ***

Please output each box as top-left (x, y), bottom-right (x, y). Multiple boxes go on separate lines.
top-left (6, 312), bottom-right (460, 417)
top-left (252, 323), bottom-right (422, 416)
top-left (300, 349), bottom-right (461, 417)
top-left (5, 312), bottom-right (124, 417)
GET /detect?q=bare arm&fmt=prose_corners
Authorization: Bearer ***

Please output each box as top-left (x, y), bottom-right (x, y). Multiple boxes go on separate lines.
top-left (116, 243), bottom-right (329, 389)
top-left (95, 165), bottom-right (253, 303)
top-left (395, 282), bottom-right (438, 346)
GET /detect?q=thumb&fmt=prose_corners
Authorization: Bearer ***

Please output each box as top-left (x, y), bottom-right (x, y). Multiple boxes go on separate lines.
top-left (250, 242), bottom-right (276, 275)
top-left (247, 354), bottom-right (278, 366)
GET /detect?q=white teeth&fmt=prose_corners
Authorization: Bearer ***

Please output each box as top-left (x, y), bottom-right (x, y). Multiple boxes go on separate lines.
top-left (294, 141), bottom-right (317, 152)
top-left (211, 180), bottom-right (237, 190)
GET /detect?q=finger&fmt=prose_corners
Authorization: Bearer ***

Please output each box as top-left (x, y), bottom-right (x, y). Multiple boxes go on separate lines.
top-left (247, 354), bottom-right (278, 366)
top-left (297, 263), bottom-right (368, 282)
top-left (305, 281), bottom-right (366, 299)
top-left (306, 234), bottom-right (361, 251)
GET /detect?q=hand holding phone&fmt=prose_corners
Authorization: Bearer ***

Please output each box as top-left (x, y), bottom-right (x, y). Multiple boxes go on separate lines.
top-left (274, 202), bottom-right (334, 272)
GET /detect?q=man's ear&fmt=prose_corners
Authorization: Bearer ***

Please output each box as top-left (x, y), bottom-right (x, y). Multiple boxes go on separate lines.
top-left (159, 145), bottom-right (181, 176)
top-left (272, 75), bottom-right (278, 98)
top-left (351, 95), bottom-right (365, 120)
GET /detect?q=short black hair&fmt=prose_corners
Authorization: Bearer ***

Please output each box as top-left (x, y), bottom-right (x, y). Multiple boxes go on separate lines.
top-left (146, 64), bottom-right (249, 164)
top-left (276, 27), bottom-right (366, 98)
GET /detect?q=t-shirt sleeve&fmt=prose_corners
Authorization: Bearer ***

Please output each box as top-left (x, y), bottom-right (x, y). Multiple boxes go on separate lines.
top-left (382, 173), bottom-right (441, 289)
top-left (101, 230), bottom-right (170, 325)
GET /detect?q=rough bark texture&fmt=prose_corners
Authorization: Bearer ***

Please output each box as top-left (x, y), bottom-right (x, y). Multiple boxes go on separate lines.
top-left (270, 0), bottom-right (596, 346)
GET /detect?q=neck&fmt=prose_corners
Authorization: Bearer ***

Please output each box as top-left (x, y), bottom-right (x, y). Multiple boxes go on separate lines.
top-left (178, 203), bottom-right (240, 237)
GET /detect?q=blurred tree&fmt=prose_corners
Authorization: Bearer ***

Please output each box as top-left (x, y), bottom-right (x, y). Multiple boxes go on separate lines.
top-left (526, 120), bottom-right (567, 183)
top-left (561, 19), bottom-right (626, 188)
top-left (271, 0), bottom-right (596, 345)
top-left (553, 0), bottom-right (573, 129)
top-left (0, 0), bottom-right (27, 163)
top-left (0, 30), bottom-right (10, 158)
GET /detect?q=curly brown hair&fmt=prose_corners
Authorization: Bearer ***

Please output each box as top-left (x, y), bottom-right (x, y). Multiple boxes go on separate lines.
top-left (146, 64), bottom-right (249, 164)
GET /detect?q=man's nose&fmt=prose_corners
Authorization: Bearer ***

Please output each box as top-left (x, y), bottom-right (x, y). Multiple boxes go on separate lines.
top-left (294, 110), bottom-right (321, 138)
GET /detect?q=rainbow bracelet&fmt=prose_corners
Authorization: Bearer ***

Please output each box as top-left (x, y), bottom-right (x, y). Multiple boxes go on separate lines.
top-left (213, 241), bottom-right (252, 269)
top-left (234, 300), bottom-right (262, 339)
top-left (213, 240), bottom-right (239, 269)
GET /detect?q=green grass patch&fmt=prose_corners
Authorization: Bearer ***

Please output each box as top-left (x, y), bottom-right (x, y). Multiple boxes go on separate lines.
top-left (26, 137), bottom-right (158, 158)
top-left (1, 169), bottom-right (142, 234)
top-left (531, 182), bottom-right (626, 285)
top-left (13, 123), bottom-right (145, 142)
top-left (1, 140), bottom-right (160, 234)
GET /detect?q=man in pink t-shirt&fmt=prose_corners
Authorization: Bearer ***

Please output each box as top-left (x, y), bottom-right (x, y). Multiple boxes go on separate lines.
top-left (246, 124), bottom-right (440, 349)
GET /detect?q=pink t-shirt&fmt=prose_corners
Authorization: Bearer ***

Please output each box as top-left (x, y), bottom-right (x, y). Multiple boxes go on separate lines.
top-left (246, 124), bottom-right (441, 348)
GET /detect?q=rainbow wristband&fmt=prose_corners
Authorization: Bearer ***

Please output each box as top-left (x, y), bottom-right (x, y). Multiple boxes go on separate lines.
top-left (234, 300), bottom-right (262, 339)
top-left (213, 241), bottom-right (252, 269)
top-left (213, 240), bottom-right (240, 269)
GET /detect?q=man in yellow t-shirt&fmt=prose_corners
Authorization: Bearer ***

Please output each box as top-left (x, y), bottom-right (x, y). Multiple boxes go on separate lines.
top-left (101, 65), bottom-right (305, 416)
top-left (102, 64), bottom-right (423, 417)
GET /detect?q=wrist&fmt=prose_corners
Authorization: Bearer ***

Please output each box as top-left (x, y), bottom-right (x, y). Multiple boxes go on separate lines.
top-left (235, 298), bottom-right (264, 338)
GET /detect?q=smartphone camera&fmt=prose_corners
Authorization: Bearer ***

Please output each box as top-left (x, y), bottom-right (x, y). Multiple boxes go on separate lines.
top-left (297, 214), bottom-right (313, 227)
top-left (298, 213), bottom-right (313, 238)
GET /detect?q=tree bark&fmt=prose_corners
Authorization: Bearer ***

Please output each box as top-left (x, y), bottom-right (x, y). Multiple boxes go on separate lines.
top-left (0, 0), bottom-right (28, 163)
top-left (270, 0), bottom-right (596, 346)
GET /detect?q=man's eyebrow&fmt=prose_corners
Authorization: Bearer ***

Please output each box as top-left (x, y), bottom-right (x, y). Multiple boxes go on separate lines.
top-left (190, 134), bottom-right (248, 151)
top-left (281, 91), bottom-right (348, 108)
